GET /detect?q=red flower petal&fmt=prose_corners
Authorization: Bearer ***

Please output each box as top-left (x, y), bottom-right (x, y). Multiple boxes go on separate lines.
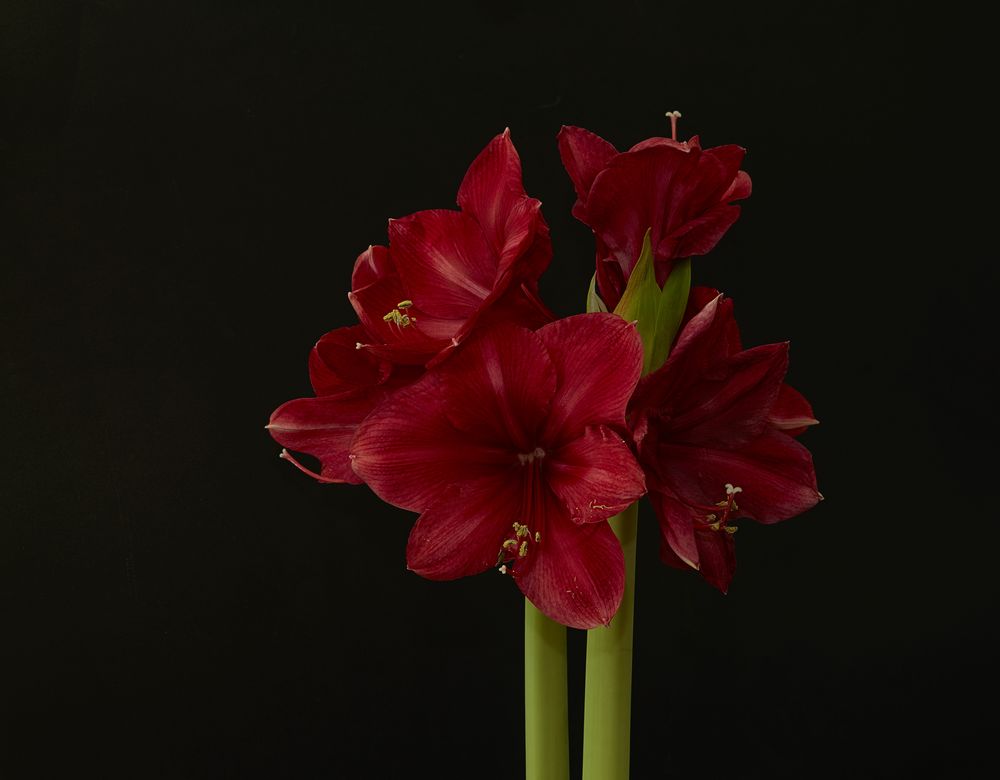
top-left (406, 476), bottom-right (518, 580)
top-left (535, 313), bottom-right (643, 443)
top-left (654, 343), bottom-right (790, 450)
top-left (349, 263), bottom-right (462, 365)
top-left (349, 372), bottom-right (515, 512)
top-left (308, 325), bottom-right (389, 397)
top-left (515, 493), bottom-right (625, 629)
top-left (268, 395), bottom-right (377, 484)
top-left (439, 325), bottom-right (556, 453)
top-left (351, 244), bottom-right (395, 290)
top-left (769, 384), bottom-right (819, 436)
top-left (649, 489), bottom-right (700, 570)
top-left (546, 425), bottom-right (646, 524)
top-left (666, 204), bottom-right (742, 259)
top-left (655, 429), bottom-right (821, 525)
top-left (649, 489), bottom-right (737, 593)
top-left (456, 129), bottom-right (544, 279)
top-left (557, 125), bottom-right (618, 213)
top-left (388, 209), bottom-right (497, 320)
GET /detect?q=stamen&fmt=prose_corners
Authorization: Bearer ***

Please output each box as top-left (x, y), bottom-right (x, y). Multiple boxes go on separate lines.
top-left (517, 447), bottom-right (546, 465)
top-left (665, 110), bottom-right (682, 141)
top-left (382, 301), bottom-right (418, 328)
top-left (695, 483), bottom-right (743, 534)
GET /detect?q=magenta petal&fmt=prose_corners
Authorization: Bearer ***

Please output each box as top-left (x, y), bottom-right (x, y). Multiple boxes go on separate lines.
top-left (388, 209), bottom-right (497, 319)
top-left (557, 126), bottom-right (619, 211)
top-left (440, 326), bottom-right (557, 452)
top-left (657, 429), bottom-right (821, 525)
top-left (516, 498), bottom-right (625, 629)
top-left (406, 477), bottom-right (516, 580)
top-left (349, 373), bottom-right (514, 512)
top-left (769, 384), bottom-right (819, 435)
top-left (268, 395), bottom-right (376, 484)
top-left (547, 426), bottom-right (646, 523)
top-left (536, 313), bottom-right (643, 443)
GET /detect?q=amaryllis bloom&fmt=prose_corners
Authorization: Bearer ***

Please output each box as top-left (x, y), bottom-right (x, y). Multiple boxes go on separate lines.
top-left (350, 129), bottom-right (553, 367)
top-left (268, 129), bottom-right (553, 483)
top-left (350, 314), bottom-right (647, 629)
top-left (267, 324), bottom-right (421, 483)
top-left (558, 119), bottom-right (751, 310)
top-left (629, 288), bottom-right (821, 593)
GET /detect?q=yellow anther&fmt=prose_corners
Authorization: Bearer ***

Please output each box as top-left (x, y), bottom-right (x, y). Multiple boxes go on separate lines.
top-left (397, 300), bottom-right (413, 309)
top-left (534, 531), bottom-right (540, 543)
top-left (503, 539), bottom-right (518, 551)
top-left (519, 541), bottom-right (528, 558)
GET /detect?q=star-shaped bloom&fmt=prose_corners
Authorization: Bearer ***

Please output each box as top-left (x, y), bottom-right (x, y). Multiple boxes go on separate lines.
top-left (350, 314), bottom-right (647, 628)
top-left (629, 288), bottom-right (821, 592)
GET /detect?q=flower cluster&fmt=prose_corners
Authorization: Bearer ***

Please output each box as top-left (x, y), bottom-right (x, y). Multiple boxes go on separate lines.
top-left (269, 120), bottom-right (820, 627)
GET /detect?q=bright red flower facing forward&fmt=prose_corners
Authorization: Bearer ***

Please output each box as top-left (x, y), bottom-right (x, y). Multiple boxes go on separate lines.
top-left (350, 314), bottom-right (647, 629)
top-left (558, 117), bottom-right (751, 311)
top-left (629, 288), bottom-right (821, 593)
top-left (350, 129), bottom-right (553, 367)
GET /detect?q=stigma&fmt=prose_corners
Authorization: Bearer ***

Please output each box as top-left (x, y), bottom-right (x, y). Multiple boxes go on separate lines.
top-left (665, 110), bottom-right (682, 141)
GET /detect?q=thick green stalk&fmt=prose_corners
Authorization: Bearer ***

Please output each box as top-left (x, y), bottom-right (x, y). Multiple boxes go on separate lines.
top-left (582, 502), bottom-right (639, 780)
top-left (524, 600), bottom-right (570, 780)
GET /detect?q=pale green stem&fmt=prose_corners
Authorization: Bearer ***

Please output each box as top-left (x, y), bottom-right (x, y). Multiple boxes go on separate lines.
top-left (524, 600), bottom-right (570, 780)
top-left (582, 502), bottom-right (639, 780)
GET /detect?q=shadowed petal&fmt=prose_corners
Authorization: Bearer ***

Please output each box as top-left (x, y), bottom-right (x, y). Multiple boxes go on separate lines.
top-left (649, 489), bottom-right (700, 571)
top-left (655, 429), bottom-right (821, 525)
top-left (308, 325), bottom-right (389, 397)
top-left (547, 426), bottom-right (646, 523)
top-left (769, 384), bottom-right (819, 436)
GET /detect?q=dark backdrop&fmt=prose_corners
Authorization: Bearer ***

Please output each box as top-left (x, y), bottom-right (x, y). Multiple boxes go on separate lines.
top-left (2, 2), bottom-right (991, 778)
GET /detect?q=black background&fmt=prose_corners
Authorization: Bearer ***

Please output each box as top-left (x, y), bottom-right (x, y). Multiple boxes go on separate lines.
top-left (2, 2), bottom-right (992, 778)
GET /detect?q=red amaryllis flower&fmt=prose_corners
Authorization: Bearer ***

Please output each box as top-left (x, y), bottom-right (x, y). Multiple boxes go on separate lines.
top-left (267, 324), bottom-right (421, 483)
top-left (350, 129), bottom-right (553, 367)
top-left (267, 129), bottom-right (553, 483)
top-left (350, 314), bottom-right (647, 629)
top-left (558, 121), bottom-right (751, 311)
top-left (629, 288), bottom-right (820, 593)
